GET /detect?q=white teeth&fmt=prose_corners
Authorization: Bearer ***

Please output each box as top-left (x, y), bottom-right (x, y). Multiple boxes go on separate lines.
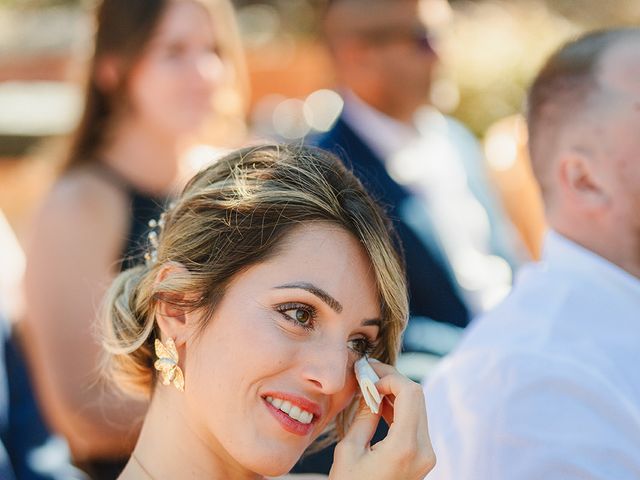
top-left (289, 406), bottom-right (302, 421)
top-left (299, 411), bottom-right (313, 424)
top-left (265, 397), bottom-right (314, 424)
top-left (280, 400), bottom-right (292, 414)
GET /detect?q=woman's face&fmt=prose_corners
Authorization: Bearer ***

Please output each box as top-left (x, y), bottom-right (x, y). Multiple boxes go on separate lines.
top-left (127, 0), bottom-right (224, 136)
top-left (184, 222), bottom-right (382, 476)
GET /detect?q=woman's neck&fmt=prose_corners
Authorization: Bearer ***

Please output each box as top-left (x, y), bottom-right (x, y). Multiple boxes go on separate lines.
top-left (120, 391), bottom-right (263, 480)
top-left (100, 118), bottom-right (190, 197)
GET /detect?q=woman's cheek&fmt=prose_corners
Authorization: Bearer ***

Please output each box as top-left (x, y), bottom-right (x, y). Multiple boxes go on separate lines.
top-left (324, 376), bottom-right (358, 428)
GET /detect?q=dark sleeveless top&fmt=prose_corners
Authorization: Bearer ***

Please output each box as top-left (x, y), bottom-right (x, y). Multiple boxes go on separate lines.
top-left (92, 162), bottom-right (169, 271)
top-left (76, 163), bottom-right (169, 480)
top-left (119, 189), bottom-right (168, 271)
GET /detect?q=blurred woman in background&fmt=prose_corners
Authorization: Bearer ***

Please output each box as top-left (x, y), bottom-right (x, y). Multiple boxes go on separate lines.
top-left (23, 0), bottom-right (247, 477)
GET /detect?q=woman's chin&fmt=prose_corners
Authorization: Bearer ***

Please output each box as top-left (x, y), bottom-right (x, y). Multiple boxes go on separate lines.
top-left (242, 448), bottom-right (305, 478)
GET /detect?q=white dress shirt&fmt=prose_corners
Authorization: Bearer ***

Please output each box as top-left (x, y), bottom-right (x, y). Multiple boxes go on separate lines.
top-left (423, 230), bottom-right (640, 479)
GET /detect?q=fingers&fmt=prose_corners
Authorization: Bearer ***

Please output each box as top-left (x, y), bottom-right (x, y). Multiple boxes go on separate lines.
top-left (366, 361), bottom-right (433, 457)
top-left (366, 361), bottom-right (427, 435)
top-left (339, 396), bottom-right (381, 451)
top-left (332, 362), bottom-right (436, 480)
top-left (375, 373), bottom-right (427, 440)
top-left (368, 359), bottom-right (398, 378)
top-left (380, 395), bottom-right (395, 427)
top-left (374, 374), bottom-right (435, 478)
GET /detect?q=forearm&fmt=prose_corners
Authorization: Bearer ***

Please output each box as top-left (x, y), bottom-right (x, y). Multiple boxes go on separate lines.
top-left (48, 385), bottom-right (145, 460)
top-left (20, 324), bottom-right (146, 460)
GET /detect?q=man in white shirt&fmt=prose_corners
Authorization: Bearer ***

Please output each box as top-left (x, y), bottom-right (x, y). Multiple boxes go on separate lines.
top-left (424, 28), bottom-right (640, 479)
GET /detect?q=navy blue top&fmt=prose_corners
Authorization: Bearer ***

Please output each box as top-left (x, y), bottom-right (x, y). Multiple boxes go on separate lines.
top-left (92, 163), bottom-right (169, 272)
top-left (119, 191), bottom-right (167, 271)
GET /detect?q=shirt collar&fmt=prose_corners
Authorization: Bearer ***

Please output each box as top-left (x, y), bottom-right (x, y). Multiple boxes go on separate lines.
top-left (543, 229), bottom-right (640, 301)
top-left (340, 90), bottom-right (420, 161)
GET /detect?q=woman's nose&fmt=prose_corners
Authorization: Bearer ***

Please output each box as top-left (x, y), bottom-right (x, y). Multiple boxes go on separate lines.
top-left (300, 341), bottom-right (350, 395)
top-left (192, 50), bottom-right (224, 84)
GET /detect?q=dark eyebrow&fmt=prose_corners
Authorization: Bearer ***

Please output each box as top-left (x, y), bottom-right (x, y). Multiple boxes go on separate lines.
top-left (362, 318), bottom-right (382, 328)
top-left (274, 282), bottom-right (343, 313)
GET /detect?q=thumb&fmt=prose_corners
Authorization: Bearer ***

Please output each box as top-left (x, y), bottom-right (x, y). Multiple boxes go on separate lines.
top-left (340, 396), bottom-right (381, 449)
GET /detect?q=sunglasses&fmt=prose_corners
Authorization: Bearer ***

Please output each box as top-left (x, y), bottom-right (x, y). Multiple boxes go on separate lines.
top-left (357, 26), bottom-right (436, 53)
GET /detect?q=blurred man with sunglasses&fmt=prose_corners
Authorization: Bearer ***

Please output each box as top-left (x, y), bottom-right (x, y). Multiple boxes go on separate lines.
top-left (317, 0), bottom-right (523, 340)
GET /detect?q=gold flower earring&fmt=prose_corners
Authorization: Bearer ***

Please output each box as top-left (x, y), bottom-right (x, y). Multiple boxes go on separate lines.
top-left (154, 338), bottom-right (185, 392)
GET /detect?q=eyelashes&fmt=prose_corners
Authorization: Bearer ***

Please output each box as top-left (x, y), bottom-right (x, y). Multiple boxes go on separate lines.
top-left (274, 302), bottom-right (378, 357)
top-left (348, 337), bottom-right (376, 358)
top-left (275, 302), bottom-right (317, 330)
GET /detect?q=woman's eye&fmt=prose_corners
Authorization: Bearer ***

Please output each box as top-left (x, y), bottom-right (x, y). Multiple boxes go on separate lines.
top-left (349, 337), bottom-right (375, 357)
top-left (276, 303), bottom-right (316, 329)
top-left (294, 309), bottom-right (311, 324)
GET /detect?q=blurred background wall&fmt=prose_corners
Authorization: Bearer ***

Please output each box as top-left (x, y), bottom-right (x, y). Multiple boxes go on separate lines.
top-left (1, 0), bottom-right (639, 255)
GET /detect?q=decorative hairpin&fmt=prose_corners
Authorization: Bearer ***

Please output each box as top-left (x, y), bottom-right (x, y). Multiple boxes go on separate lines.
top-left (144, 213), bottom-right (166, 266)
top-left (143, 201), bottom-right (178, 266)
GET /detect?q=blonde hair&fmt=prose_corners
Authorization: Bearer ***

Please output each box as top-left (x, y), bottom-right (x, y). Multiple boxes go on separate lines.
top-left (102, 144), bottom-right (408, 446)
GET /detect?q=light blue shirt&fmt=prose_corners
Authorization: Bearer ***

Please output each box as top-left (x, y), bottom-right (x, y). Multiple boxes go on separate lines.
top-left (424, 230), bottom-right (640, 479)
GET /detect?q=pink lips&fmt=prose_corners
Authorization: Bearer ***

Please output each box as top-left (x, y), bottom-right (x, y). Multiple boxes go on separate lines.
top-left (262, 392), bottom-right (322, 437)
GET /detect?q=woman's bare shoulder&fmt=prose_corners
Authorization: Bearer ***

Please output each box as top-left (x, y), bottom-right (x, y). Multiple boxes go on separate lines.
top-left (28, 167), bottom-right (129, 264)
top-left (36, 168), bottom-right (128, 236)
top-left (46, 167), bottom-right (127, 214)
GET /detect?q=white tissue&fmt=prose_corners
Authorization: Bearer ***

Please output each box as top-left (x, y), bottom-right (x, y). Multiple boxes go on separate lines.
top-left (354, 357), bottom-right (382, 414)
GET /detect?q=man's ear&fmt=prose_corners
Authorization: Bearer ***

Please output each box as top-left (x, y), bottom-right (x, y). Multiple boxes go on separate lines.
top-left (559, 153), bottom-right (609, 211)
top-left (153, 262), bottom-right (200, 347)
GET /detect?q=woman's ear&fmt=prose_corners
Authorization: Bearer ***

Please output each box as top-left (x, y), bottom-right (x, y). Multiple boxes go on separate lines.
top-left (153, 262), bottom-right (200, 347)
top-left (94, 54), bottom-right (122, 93)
